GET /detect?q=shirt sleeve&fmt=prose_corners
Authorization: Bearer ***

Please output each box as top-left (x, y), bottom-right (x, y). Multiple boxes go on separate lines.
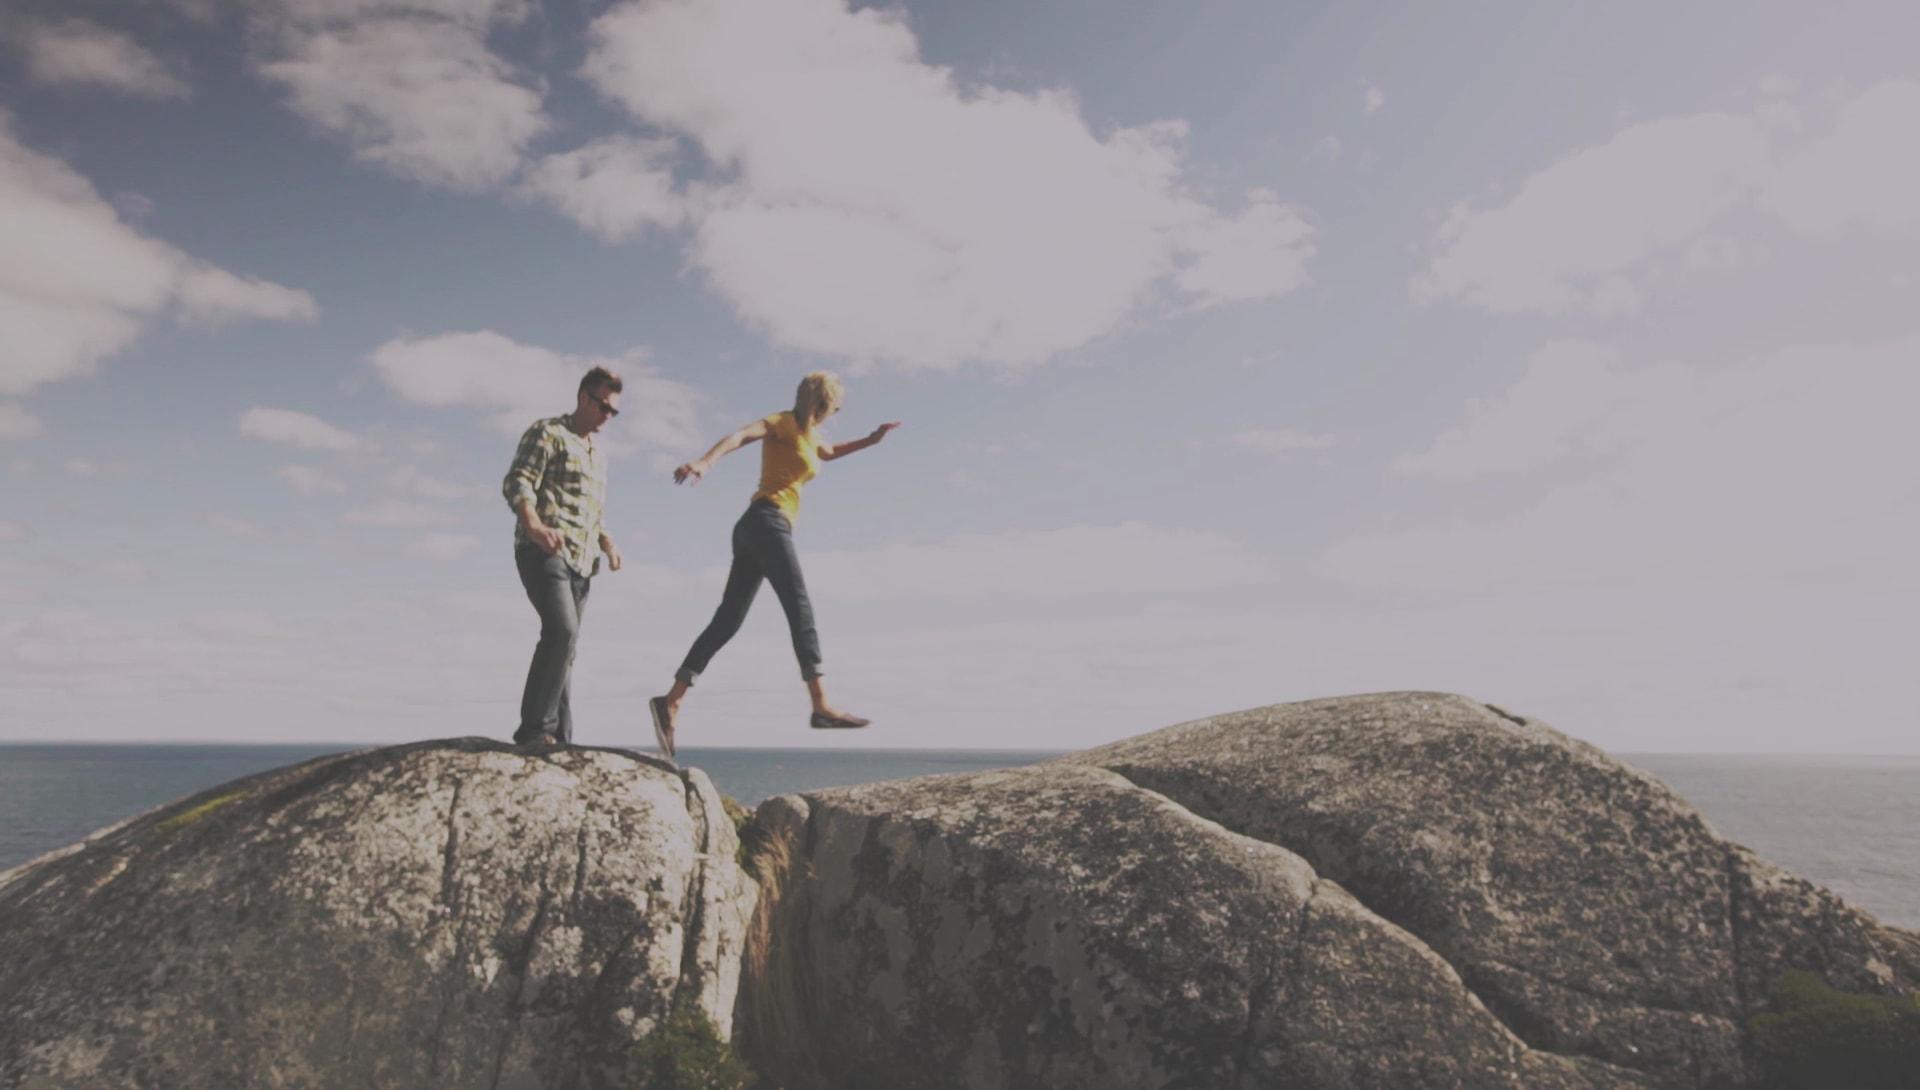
top-left (502, 424), bottom-right (552, 515)
top-left (592, 454), bottom-right (608, 550)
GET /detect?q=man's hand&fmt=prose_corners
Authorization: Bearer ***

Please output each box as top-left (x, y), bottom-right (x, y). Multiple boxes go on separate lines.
top-left (673, 459), bottom-right (708, 485)
top-left (527, 520), bottom-right (565, 555)
top-left (602, 538), bottom-right (623, 572)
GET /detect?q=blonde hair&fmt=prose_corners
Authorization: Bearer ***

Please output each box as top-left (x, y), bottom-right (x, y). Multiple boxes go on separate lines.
top-left (792, 371), bottom-right (844, 432)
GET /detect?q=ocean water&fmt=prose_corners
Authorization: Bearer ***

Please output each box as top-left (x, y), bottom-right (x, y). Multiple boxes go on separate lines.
top-left (1626, 753), bottom-right (1920, 930)
top-left (1, 745), bottom-right (1913, 930)
top-left (0, 744), bottom-right (1050, 875)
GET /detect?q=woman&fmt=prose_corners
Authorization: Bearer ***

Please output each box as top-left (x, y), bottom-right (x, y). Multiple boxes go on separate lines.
top-left (649, 371), bottom-right (899, 760)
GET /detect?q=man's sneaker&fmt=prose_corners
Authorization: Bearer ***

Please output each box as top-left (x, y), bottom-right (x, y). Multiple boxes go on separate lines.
top-left (516, 732), bottom-right (561, 751)
top-left (809, 711), bottom-right (871, 730)
top-left (649, 696), bottom-right (677, 762)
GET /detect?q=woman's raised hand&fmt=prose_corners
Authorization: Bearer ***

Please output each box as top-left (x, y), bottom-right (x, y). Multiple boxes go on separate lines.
top-left (869, 422), bottom-right (901, 442)
top-left (673, 460), bottom-right (706, 485)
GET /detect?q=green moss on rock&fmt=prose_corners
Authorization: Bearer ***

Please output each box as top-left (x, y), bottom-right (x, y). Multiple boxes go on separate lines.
top-left (1749, 970), bottom-right (1920, 1090)
top-left (631, 1008), bottom-right (756, 1090)
top-left (722, 794), bottom-right (771, 870)
top-left (156, 791), bottom-right (246, 833)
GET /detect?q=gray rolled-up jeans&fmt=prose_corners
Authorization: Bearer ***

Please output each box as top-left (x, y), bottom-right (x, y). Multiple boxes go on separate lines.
top-left (676, 499), bottom-right (823, 685)
top-left (515, 543), bottom-right (592, 743)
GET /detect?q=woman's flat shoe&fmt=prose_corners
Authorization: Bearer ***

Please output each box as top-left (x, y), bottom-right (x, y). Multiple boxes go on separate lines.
top-left (649, 696), bottom-right (677, 762)
top-left (810, 711), bottom-right (871, 730)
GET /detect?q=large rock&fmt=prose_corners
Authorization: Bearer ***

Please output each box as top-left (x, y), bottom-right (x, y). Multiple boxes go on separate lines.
top-left (0, 738), bottom-right (756, 1090)
top-left (1061, 693), bottom-right (1920, 1086)
top-left (5, 694), bottom-right (1913, 1090)
top-left (737, 692), bottom-right (1920, 1089)
top-left (738, 765), bottom-right (1632, 1090)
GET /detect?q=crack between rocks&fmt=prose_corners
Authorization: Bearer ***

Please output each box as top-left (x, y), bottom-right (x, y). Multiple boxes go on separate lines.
top-left (571, 822), bottom-right (591, 918)
top-left (587, 927), bottom-right (643, 1009)
top-left (1483, 703), bottom-right (1527, 726)
top-left (1098, 764), bottom-right (1662, 1078)
top-left (740, 794), bottom-right (827, 1082)
top-left (1725, 846), bottom-right (1753, 1080)
top-left (1285, 882), bottom-right (1322, 992)
top-left (488, 877), bottom-right (555, 1090)
top-left (1234, 881), bottom-right (1321, 1090)
top-left (425, 777), bottom-right (467, 1079)
top-left (438, 779), bottom-right (464, 915)
top-left (672, 769), bottom-right (714, 1017)
top-left (1472, 955), bottom-right (1737, 1024)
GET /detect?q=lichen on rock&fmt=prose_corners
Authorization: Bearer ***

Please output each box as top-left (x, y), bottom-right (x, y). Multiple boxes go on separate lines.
top-left (732, 692), bottom-right (1920, 1090)
top-left (3, 695), bottom-right (1915, 1090)
top-left (0, 737), bottom-right (756, 1090)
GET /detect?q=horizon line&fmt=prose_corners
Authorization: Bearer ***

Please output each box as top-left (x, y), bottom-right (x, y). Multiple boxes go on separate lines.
top-left (2, 740), bottom-right (1918, 759)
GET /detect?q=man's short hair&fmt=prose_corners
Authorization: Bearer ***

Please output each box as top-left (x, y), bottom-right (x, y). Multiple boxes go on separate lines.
top-left (579, 366), bottom-right (623, 396)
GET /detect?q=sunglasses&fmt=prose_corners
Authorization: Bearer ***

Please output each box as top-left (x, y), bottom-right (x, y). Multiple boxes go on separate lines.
top-left (589, 394), bottom-right (620, 418)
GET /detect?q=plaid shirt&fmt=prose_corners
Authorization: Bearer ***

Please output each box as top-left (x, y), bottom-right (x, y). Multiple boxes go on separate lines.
top-left (502, 415), bottom-right (609, 576)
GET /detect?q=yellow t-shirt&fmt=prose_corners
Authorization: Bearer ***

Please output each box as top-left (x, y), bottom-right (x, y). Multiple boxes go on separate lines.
top-left (751, 411), bottom-right (820, 523)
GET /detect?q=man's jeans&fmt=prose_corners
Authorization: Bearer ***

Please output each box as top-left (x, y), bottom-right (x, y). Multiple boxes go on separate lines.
top-left (677, 500), bottom-right (823, 685)
top-left (515, 544), bottom-right (592, 743)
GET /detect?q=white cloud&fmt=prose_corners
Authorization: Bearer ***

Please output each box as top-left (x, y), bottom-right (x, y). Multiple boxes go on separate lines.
top-left (184, 610), bottom-right (291, 641)
top-left (1761, 79), bottom-right (1920, 240)
top-left (211, 515), bottom-right (267, 538)
top-left (368, 329), bottom-right (703, 448)
top-left (1392, 340), bottom-right (1693, 481)
top-left (620, 371), bottom-right (705, 451)
top-left (176, 264), bottom-right (320, 324)
top-left (105, 560), bottom-right (150, 581)
top-left (389, 466), bottom-right (474, 500)
top-left (1231, 428), bottom-right (1334, 454)
top-left (1415, 112), bottom-right (1772, 313)
top-left (413, 532), bottom-right (480, 561)
top-left (1329, 334), bottom-right (1920, 593)
top-left (580, 0), bottom-right (1314, 369)
top-left (1171, 190), bottom-right (1315, 304)
top-left (163, 0), bottom-right (226, 22)
top-left (1682, 235), bottom-right (1758, 272)
top-left (523, 136), bottom-right (689, 240)
top-left (0, 118), bottom-right (316, 397)
top-left (804, 523), bottom-right (1284, 603)
top-left (0, 403), bottom-right (41, 440)
top-left (277, 464), bottom-right (347, 494)
top-left (1417, 80), bottom-right (1920, 314)
top-left (369, 330), bottom-right (573, 434)
top-left (13, 19), bottom-right (191, 99)
top-left (239, 407), bottom-right (362, 451)
top-left (1364, 86), bottom-right (1385, 115)
top-left (256, 2), bottom-right (546, 192)
top-left (1306, 135), bottom-right (1342, 165)
top-left (344, 500), bottom-right (446, 527)
top-left (588, 523), bottom-right (1288, 613)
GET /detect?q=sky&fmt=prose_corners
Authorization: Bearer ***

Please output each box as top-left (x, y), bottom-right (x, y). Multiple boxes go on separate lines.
top-left (1, 0), bottom-right (1916, 753)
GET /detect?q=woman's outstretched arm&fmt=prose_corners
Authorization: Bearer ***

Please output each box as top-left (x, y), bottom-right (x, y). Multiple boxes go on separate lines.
top-left (819, 421), bottom-right (901, 461)
top-left (674, 418), bottom-right (772, 484)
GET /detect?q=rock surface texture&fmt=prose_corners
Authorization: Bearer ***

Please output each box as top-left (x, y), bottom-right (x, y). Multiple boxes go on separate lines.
top-left (738, 692), bottom-right (1920, 1090)
top-left (0, 738), bottom-right (755, 1090)
top-left (3, 695), bottom-right (1914, 1089)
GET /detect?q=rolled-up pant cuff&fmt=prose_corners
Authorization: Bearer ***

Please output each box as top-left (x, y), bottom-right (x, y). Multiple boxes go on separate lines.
top-left (801, 664), bottom-right (823, 682)
top-left (675, 668), bottom-right (699, 687)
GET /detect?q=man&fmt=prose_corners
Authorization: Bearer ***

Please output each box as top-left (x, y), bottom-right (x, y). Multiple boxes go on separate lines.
top-left (502, 367), bottom-right (624, 748)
